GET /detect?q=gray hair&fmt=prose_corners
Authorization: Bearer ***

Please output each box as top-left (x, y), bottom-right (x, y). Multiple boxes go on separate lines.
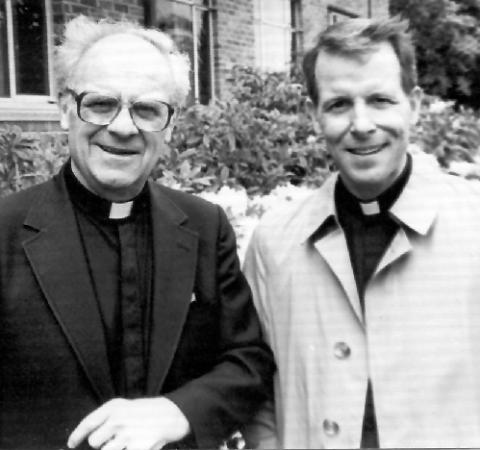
top-left (55, 15), bottom-right (191, 106)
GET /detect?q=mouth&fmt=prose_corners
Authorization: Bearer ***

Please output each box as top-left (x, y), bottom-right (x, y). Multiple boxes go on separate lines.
top-left (97, 144), bottom-right (140, 156)
top-left (346, 143), bottom-right (387, 156)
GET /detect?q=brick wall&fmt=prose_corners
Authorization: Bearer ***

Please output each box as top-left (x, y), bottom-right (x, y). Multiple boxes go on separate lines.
top-left (301, 0), bottom-right (389, 50)
top-left (213, 0), bottom-right (255, 98)
top-left (51, 0), bottom-right (144, 42)
top-left (6, 0), bottom-right (390, 131)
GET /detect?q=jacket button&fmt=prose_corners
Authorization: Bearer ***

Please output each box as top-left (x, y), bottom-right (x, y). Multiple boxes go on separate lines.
top-left (323, 419), bottom-right (340, 436)
top-left (334, 341), bottom-right (351, 359)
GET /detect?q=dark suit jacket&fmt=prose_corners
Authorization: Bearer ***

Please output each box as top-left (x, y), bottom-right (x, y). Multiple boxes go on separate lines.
top-left (0, 167), bottom-right (274, 450)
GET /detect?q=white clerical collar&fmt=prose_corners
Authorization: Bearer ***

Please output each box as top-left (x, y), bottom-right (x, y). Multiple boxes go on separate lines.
top-left (109, 201), bottom-right (134, 219)
top-left (359, 200), bottom-right (380, 216)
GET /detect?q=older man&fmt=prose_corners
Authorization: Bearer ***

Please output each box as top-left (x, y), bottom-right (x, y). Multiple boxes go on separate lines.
top-left (0, 15), bottom-right (274, 450)
top-left (244, 17), bottom-right (480, 448)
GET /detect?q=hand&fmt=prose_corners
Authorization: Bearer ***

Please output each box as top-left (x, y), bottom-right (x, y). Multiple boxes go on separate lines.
top-left (67, 397), bottom-right (190, 450)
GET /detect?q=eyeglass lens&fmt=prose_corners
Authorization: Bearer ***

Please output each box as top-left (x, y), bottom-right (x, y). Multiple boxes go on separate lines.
top-left (79, 93), bottom-right (172, 131)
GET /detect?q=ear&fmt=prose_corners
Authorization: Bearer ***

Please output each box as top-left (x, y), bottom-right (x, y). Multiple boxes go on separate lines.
top-left (58, 93), bottom-right (72, 130)
top-left (408, 86), bottom-right (423, 126)
top-left (306, 97), bottom-right (322, 135)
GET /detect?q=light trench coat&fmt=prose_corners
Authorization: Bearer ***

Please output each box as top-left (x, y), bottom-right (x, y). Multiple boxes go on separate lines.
top-left (244, 153), bottom-right (480, 448)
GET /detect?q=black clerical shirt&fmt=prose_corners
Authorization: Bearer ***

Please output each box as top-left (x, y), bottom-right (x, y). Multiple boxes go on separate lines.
top-left (64, 163), bottom-right (152, 398)
top-left (334, 154), bottom-right (412, 448)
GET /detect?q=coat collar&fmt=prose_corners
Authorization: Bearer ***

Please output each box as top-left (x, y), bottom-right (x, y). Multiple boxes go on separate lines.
top-left (22, 168), bottom-right (199, 399)
top-left (299, 152), bottom-right (440, 244)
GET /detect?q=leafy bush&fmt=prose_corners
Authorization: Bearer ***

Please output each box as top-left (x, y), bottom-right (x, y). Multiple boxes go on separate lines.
top-left (3, 67), bottom-right (480, 198)
top-left (154, 66), bottom-right (331, 195)
top-left (411, 95), bottom-right (480, 174)
top-left (0, 126), bottom-right (68, 196)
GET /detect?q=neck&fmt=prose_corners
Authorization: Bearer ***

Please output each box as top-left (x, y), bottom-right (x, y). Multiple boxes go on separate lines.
top-left (71, 162), bottom-right (143, 203)
top-left (345, 155), bottom-right (409, 202)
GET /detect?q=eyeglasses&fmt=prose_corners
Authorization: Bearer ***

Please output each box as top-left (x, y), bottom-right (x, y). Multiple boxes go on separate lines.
top-left (65, 88), bottom-right (175, 132)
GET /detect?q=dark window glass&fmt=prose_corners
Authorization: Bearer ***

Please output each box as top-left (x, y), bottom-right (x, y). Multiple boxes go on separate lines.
top-left (0, 0), bottom-right (10, 96)
top-left (12, 0), bottom-right (49, 95)
top-left (290, 0), bottom-right (303, 69)
top-left (197, 7), bottom-right (211, 104)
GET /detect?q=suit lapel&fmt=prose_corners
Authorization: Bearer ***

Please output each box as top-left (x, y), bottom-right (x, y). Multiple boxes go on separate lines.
top-left (146, 184), bottom-right (199, 395)
top-left (22, 173), bottom-right (114, 401)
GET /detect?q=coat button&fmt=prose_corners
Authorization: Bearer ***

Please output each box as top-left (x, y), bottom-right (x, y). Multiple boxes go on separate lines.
top-left (334, 341), bottom-right (351, 359)
top-left (323, 419), bottom-right (340, 436)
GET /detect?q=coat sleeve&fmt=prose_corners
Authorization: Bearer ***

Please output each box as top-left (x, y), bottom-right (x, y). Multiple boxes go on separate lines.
top-left (164, 206), bottom-right (275, 448)
top-left (242, 225), bottom-right (279, 448)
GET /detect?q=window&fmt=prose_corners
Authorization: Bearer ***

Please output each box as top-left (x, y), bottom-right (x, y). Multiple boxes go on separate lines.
top-left (327, 5), bottom-right (358, 25)
top-left (290, 0), bottom-right (303, 68)
top-left (147, 0), bottom-right (214, 105)
top-left (0, 0), bottom-right (56, 122)
top-left (0, 0), bottom-right (52, 97)
top-left (254, 0), bottom-right (302, 72)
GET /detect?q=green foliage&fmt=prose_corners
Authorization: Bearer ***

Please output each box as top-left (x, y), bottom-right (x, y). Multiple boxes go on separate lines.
top-left (412, 95), bottom-right (480, 168)
top-left (3, 68), bottom-right (480, 198)
top-left (390, 0), bottom-right (480, 108)
top-left (154, 66), bottom-right (331, 195)
top-left (0, 126), bottom-right (68, 197)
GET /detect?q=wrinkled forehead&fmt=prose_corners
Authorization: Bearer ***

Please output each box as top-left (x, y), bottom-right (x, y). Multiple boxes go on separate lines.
top-left (71, 33), bottom-right (174, 98)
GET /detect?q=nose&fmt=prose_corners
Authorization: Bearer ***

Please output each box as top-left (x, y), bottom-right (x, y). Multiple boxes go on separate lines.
top-left (350, 102), bottom-right (376, 137)
top-left (106, 105), bottom-right (139, 137)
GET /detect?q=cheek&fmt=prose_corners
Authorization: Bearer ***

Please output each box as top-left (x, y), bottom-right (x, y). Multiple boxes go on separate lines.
top-left (375, 109), bottom-right (411, 139)
top-left (321, 116), bottom-right (350, 144)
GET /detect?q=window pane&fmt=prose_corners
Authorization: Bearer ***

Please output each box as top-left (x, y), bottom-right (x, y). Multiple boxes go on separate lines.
top-left (254, 0), bottom-right (292, 72)
top-left (12, 0), bottom-right (49, 95)
top-left (0, 0), bottom-right (10, 96)
top-left (196, 7), bottom-right (211, 104)
top-left (152, 0), bottom-right (212, 104)
top-left (261, 0), bottom-right (288, 24)
top-left (259, 24), bottom-right (290, 72)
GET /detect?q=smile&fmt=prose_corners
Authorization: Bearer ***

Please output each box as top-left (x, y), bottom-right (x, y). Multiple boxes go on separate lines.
top-left (98, 144), bottom-right (139, 156)
top-left (346, 144), bottom-right (386, 156)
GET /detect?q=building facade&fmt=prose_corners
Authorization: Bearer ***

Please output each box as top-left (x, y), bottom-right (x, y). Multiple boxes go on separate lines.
top-left (0, 0), bottom-right (388, 132)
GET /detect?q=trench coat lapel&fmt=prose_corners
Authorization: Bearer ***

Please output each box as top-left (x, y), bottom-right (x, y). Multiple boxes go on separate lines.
top-left (314, 228), bottom-right (364, 324)
top-left (146, 183), bottom-right (199, 395)
top-left (301, 176), bottom-right (364, 325)
top-left (22, 173), bottom-right (114, 401)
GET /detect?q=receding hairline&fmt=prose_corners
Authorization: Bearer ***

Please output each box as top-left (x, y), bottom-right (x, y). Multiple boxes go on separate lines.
top-left (55, 15), bottom-right (191, 106)
top-left (68, 32), bottom-right (176, 94)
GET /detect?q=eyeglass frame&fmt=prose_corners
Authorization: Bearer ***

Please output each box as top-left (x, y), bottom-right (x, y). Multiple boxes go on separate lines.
top-left (64, 88), bottom-right (175, 132)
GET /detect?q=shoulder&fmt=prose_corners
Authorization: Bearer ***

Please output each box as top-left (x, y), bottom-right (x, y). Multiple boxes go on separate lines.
top-left (0, 180), bottom-right (52, 228)
top-left (150, 183), bottom-right (228, 235)
top-left (251, 187), bottom-right (324, 253)
top-left (152, 183), bottom-right (220, 213)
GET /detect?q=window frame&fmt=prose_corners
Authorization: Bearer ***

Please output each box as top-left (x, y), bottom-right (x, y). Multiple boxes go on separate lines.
top-left (146, 0), bottom-right (216, 105)
top-left (327, 5), bottom-right (358, 25)
top-left (0, 0), bottom-right (58, 122)
top-left (254, 0), bottom-right (302, 73)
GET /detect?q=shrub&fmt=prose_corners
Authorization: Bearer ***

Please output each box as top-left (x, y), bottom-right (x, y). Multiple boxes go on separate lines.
top-left (154, 66), bottom-right (331, 195)
top-left (411, 95), bottom-right (480, 177)
top-left (3, 67), bottom-right (480, 198)
top-left (0, 126), bottom-right (68, 196)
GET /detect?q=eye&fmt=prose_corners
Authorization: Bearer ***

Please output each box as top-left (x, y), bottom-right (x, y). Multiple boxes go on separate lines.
top-left (369, 95), bottom-right (396, 107)
top-left (133, 101), bottom-right (166, 120)
top-left (324, 98), bottom-right (351, 113)
top-left (133, 101), bottom-right (162, 119)
top-left (81, 94), bottom-right (118, 114)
